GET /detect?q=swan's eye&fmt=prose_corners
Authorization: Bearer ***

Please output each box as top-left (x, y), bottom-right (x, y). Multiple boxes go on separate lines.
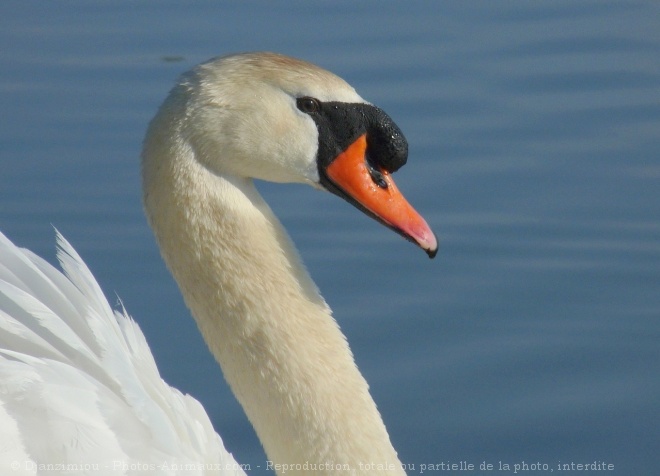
top-left (296, 97), bottom-right (321, 114)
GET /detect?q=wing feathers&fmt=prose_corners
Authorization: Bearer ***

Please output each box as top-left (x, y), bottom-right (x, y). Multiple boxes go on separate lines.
top-left (0, 231), bottom-right (243, 475)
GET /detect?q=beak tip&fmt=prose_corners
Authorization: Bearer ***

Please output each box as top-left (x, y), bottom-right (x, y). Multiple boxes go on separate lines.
top-left (421, 232), bottom-right (439, 259)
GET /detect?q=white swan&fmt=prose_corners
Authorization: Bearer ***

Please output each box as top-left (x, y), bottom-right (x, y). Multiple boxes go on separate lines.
top-left (0, 52), bottom-right (437, 475)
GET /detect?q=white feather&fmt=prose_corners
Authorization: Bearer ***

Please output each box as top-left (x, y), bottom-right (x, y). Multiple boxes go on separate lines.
top-left (0, 231), bottom-right (245, 475)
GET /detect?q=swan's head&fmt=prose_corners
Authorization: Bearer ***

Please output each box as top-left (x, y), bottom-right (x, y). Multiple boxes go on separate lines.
top-left (147, 52), bottom-right (437, 258)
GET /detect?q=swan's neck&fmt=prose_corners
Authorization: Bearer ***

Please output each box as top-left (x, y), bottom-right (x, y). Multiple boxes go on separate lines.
top-left (143, 141), bottom-right (405, 475)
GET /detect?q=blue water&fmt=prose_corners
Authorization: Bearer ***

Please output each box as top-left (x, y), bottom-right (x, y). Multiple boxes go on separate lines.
top-left (1, 1), bottom-right (658, 474)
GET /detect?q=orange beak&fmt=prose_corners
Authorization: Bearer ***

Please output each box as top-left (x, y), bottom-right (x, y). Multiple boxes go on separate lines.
top-left (325, 134), bottom-right (438, 258)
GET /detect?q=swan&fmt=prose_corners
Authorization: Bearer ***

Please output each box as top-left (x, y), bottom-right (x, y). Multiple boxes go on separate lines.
top-left (0, 52), bottom-right (437, 475)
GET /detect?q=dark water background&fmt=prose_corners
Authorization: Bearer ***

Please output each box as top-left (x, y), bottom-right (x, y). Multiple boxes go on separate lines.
top-left (1, 1), bottom-right (658, 474)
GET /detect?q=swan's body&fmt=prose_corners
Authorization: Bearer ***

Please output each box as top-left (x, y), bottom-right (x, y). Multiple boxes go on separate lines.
top-left (1, 53), bottom-right (437, 475)
top-left (0, 232), bottom-right (243, 475)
